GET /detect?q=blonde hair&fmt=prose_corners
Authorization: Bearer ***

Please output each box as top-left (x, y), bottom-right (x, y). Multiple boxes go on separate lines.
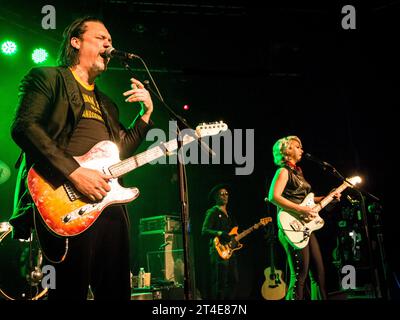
top-left (272, 136), bottom-right (302, 166)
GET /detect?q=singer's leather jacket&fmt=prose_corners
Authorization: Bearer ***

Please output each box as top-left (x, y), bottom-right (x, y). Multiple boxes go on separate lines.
top-left (10, 66), bottom-right (152, 239)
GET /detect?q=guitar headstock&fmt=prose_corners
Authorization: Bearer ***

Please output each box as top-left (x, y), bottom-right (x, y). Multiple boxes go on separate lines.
top-left (346, 176), bottom-right (362, 187)
top-left (255, 217), bottom-right (272, 229)
top-left (195, 121), bottom-right (228, 138)
top-left (260, 217), bottom-right (272, 226)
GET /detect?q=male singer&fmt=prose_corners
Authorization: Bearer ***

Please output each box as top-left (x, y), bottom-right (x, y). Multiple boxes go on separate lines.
top-left (10, 16), bottom-right (153, 300)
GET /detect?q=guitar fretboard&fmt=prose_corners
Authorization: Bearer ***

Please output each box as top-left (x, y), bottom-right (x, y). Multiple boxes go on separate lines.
top-left (108, 135), bottom-right (196, 177)
top-left (318, 181), bottom-right (352, 211)
top-left (236, 223), bottom-right (260, 241)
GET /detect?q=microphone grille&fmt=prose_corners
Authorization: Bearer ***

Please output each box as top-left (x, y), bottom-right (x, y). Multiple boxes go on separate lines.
top-left (103, 47), bottom-right (115, 57)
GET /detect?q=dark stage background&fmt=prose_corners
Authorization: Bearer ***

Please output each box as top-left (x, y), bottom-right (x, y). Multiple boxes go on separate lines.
top-left (0, 0), bottom-right (395, 299)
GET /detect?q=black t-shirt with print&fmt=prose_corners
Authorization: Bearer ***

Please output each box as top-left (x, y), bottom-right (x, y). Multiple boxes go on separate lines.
top-left (65, 81), bottom-right (110, 156)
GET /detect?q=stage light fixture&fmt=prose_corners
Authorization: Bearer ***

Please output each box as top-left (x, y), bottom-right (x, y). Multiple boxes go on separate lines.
top-left (32, 48), bottom-right (48, 64)
top-left (1, 41), bottom-right (17, 55)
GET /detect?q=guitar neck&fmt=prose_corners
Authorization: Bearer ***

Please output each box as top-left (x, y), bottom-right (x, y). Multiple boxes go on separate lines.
top-left (269, 243), bottom-right (275, 274)
top-left (108, 135), bottom-right (196, 177)
top-left (318, 182), bottom-right (350, 211)
top-left (236, 223), bottom-right (260, 241)
top-left (269, 229), bottom-right (276, 274)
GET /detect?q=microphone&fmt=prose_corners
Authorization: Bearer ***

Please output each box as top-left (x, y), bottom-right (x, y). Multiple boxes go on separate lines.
top-left (101, 47), bottom-right (140, 60)
top-left (303, 153), bottom-right (332, 168)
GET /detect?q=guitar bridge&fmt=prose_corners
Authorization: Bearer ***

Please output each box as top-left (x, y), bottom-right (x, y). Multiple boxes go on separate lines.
top-left (303, 228), bottom-right (310, 238)
top-left (63, 182), bottom-right (81, 201)
top-left (289, 220), bottom-right (302, 231)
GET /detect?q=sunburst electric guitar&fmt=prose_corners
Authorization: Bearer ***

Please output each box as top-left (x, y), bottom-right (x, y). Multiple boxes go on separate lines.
top-left (27, 122), bottom-right (228, 237)
top-left (278, 176), bottom-right (361, 249)
top-left (214, 217), bottom-right (272, 260)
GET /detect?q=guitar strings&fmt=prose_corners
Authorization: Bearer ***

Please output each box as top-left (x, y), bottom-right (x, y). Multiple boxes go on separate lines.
top-left (108, 136), bottom-right (193, 177)
top-left (109, 146), bottom-right (164, 176)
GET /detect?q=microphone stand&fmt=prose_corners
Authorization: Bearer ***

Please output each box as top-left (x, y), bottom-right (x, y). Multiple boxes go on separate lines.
top-left (310, 158), bottom-right (384, 298)
top-left (121, 60), bottom-right (214, 300)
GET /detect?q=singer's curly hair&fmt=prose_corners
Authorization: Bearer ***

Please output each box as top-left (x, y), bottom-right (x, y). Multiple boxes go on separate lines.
top-left (272, 135), bottom-right (302, 166)
top-left (57, 16), bottom-right (103, 67)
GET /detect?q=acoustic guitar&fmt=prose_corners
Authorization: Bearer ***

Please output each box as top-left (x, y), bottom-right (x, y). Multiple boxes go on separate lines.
top-left (261, 222), bottom-right (286, 300)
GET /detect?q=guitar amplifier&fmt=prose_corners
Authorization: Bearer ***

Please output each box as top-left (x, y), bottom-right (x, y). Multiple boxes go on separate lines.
top-left (139, 215), bottom-right (183, 285)
top-left (139, 215), bottom-right (181, 234)
top-left (138, 230), bottom-right (184, 285)
top-left (146, 249), bottom-right (184, 286)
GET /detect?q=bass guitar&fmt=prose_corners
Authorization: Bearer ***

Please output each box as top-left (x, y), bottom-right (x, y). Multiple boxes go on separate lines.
top-left (214, 217), bottom-right (272, 260)
top-left (28, 122), bottom-right (228, 237)
top-left (278, 176), bottom-right (361, 249)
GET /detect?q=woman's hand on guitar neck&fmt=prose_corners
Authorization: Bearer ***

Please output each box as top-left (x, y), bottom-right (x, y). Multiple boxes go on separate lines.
top-left (69, 167), bottom-right (112, 201)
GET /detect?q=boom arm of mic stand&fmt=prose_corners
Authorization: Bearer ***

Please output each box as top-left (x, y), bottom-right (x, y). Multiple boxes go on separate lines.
top-left (146, 83), bottom-right (216, 157)
top-left (323, 162), bottom-right (380, 202)
top-left (122, 62), bottom-right (215, 157)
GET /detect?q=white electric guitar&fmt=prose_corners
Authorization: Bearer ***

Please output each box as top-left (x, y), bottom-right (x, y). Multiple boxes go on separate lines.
top-left (27, 121), bottom-right (228, 237)
top-left (278, 176), bottom-right (361, 249)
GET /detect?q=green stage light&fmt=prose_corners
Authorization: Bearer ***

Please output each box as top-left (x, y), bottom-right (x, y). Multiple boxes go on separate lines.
top-left (32, 48), bottom-right (48, 64)
top-left (1, 41), bottom-right (17, 55)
